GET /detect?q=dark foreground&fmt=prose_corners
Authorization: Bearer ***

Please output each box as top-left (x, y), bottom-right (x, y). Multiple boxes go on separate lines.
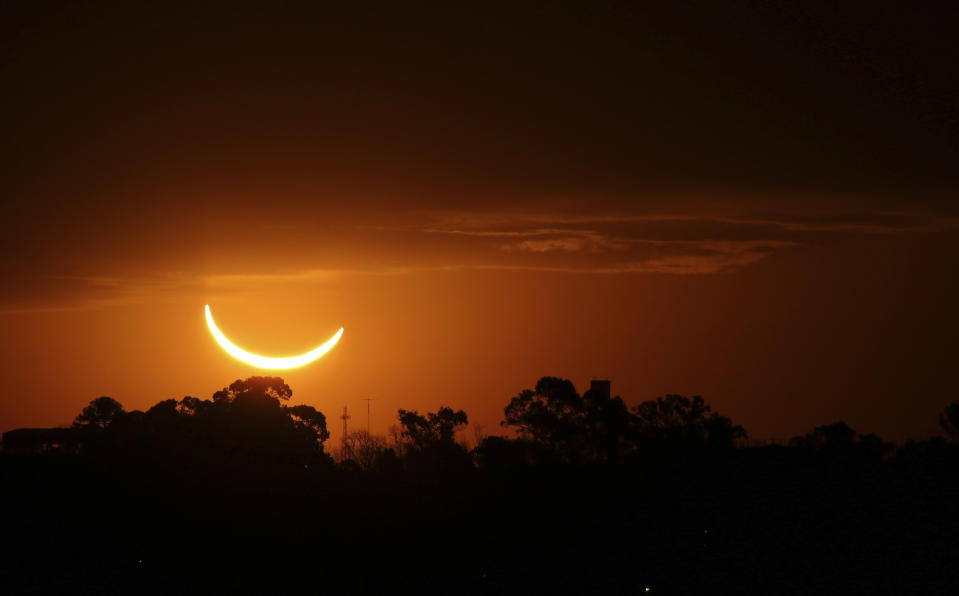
top-left (3, 445), bottom-right (958, 595)
top-left (4, 378), bottom-right (959, 594)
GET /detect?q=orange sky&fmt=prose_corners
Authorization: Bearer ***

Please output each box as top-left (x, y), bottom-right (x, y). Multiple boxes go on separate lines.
top-left (2, 3), bottom-right (958, 443)
top-left (1, 199), bottom-right (957, 443)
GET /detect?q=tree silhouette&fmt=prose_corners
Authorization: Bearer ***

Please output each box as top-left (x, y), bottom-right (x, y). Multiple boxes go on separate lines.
top-left (397, 407), bottom-right (470, 473)
top-left (788, 421), bottom-right (891, 461)
top-left (8, 372), bottom-right (959, 595)
top-left (146, 398), bottom-right (179, 419)
top-left (223, 376), bottom-right (293, 404)
top-left (790, 421), bottom-right (857, 450)
top-left (630, 394), bottom-right (746, 452)
top-left (398, 407), bottom-right (468, 448)
top-left (582, 383), bottom-right (632, 462)
top-left (207, 377), bottom-right (331, 460)
top-left (287, 404), bottom-right (331, 444)
top-left (340, 430), bottom-right (397, 471)
top-left (502, 377), bottom-right (585, 460)
top-left (73, 396), bottom-right (126, 429)
top-left (503, 377), bottom-right (640, 462)
top-left (176, 395), bottom-right (206, 416)
top-left (129, 377), bottom-right (332, 465)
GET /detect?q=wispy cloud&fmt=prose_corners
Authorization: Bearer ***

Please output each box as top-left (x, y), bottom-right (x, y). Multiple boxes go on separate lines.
top-left (203, 267), bottom-right (414, 286)
top-left (3, 207), bottom-right (954, 315)
top-left (613, 240), bottom-right (797, 274)
top-left (428, 239), bottom-right (796, 275)
top-left (0, 274), bottom-right (197, 315)
top-left (0, 265), bottom-right (425, 315)
top-left (421, 210), bottom-right (959, 236)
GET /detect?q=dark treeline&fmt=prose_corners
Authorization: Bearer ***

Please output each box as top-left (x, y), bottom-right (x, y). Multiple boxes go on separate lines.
top-left (2, 377), bottom-right (958, 594)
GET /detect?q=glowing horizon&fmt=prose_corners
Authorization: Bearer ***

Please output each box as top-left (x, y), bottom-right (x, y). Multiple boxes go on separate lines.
top-left (204, 304), bottom-right (343, 369)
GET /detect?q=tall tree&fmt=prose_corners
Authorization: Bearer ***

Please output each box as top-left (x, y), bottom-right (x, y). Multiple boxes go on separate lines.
top-left (502, 377), bottom-right (584, 457)
top-left (582, 383), bottom-right (632, 462)
top-left (73, 396), bottom-right (126, 429)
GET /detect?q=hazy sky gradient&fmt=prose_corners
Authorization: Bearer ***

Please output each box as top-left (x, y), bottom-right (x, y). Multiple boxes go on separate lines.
top-left (2, 2), bottom-right (957, 442)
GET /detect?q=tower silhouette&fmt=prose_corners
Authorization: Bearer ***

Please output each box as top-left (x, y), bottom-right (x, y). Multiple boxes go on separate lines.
top-left (340, 406), bottom-right (351, 450)
top-left (364, 398), bottom-right (375, 435)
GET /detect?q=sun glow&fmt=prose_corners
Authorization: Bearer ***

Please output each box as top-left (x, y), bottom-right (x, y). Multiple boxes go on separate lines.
top-left (204, 304), bottom-right (343, 369)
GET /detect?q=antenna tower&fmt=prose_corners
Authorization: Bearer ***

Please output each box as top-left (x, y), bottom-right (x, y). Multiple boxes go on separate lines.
top-left (340, 406), bottom-right (351, 440)
top-left (364, 397), bottom-right (375, 435)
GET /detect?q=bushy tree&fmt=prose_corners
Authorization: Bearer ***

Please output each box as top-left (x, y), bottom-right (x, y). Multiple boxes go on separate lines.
top-left (73, 396), bottom-right (126, 429)
top-left (631, 394), bottom-right (746, 452)
top-left (790, 421), bottom-right (891, 461)
top-left (146, 398), bottom-right (179, 419)
top-left (582, 383), bottom-right (632, 462)
top-left (95, 378), bottom-right (332, 465)
top-left (502, 377), bottom-right (637, 463)
top-left (397, 407), bottom-right (470, 473)
top-left (220, 376), bottom-right (293, 405)
top-left (789, 421), bottom-right (857, 450)
top-left (502, 377), bottom-right (585, 459)
top-left (287, 404), bottom-right (330, 444)
top-left (176, 395), bottom-right (206, 416)
top-left (398, 407), bottom-right (468, 448)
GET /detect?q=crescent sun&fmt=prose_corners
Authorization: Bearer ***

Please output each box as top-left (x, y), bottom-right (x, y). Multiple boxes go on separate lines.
top-left (204, 304), bottom-right (343, 369)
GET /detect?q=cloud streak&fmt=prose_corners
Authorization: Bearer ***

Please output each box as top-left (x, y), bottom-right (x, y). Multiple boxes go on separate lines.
top-left (422, 210), bottom-right (959, 236)
top-left (2, 207), bottom-right (954, 315)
